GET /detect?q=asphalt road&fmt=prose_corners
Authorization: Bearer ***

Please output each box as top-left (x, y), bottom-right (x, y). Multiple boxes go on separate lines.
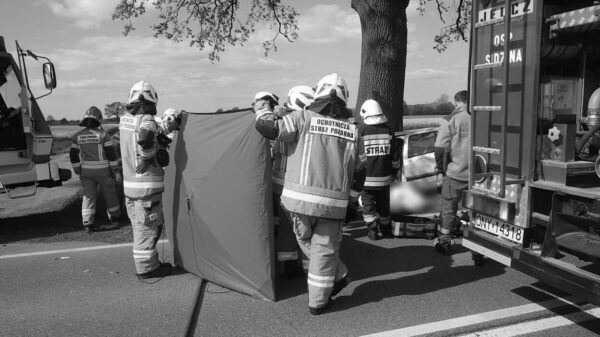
top-left (1, 221), bottom-right (599, 337)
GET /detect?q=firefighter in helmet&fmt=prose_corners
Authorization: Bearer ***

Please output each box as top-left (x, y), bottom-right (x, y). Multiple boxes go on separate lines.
top-left (120, 81), bottom-right (172, 279)
top-left (269, 86), bottom-right (316, 277)
top-left (70, 106), bottom-right (122, 233)
top-left (254, 73), bottom-right (366, 315)
top-left (358, 99), bottom-right (401, 240)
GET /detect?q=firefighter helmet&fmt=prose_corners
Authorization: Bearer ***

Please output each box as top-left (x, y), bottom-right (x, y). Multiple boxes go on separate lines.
top-left (129, 81), bottom-right (158, 104)
top-left (314, 73), bottom-right (349, 103)
top-left (360, 99), bottom-right (388, 125)
top-left (254, 91), bottom-right (279, 106)
top-left (287, 85), bottom-right (315, 111)
top-left (79, 106), bottom-right (103, 126)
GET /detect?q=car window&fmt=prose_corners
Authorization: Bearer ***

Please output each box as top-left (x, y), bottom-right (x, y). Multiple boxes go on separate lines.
top-left (407, 131), bottom-right (437, 158)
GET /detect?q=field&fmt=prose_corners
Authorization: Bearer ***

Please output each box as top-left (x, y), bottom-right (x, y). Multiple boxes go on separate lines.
top-left (50, 124), bottom-right (119, 154)
top-left (403, 116), bottom-right (442, 130)
top-left (50, 124), bottom-right (119, 141)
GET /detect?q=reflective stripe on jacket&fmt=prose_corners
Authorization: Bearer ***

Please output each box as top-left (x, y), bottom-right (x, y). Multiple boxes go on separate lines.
top-left (257, 109), bottom-right (366, 219)
top-left (360, 123), bottom-right (400, 189)
top-left (119, 113), bottom-right (164, 199)
top-left (70, 128), bottom-right (119, 177)
top-left (272, 140), bottom-right (290, 195)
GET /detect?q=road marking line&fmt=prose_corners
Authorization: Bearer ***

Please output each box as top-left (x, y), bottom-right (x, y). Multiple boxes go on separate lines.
top-left (361, 295), bottom-right (580, 337)
top-left (0, 239), bottom-right (168, 260)
top-left (459, 307), bottom-right (600, 337)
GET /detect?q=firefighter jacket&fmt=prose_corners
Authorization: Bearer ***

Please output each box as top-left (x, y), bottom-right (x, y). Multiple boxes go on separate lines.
top-left (360, 123), bottom-right (401, 190)
top-left (272, 140), bottom-right (289, 195)
top-left (119, 113), bottom-right (165, 199)
top-left (256, 108), bottom-right (367, 219)
top-left (70, 127), bottom-right (119, 177)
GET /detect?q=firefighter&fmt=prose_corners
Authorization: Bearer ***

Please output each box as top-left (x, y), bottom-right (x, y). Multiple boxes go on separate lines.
top-left (433, 90), bottom-right (471, 256)
top-left (272, 86), bottom-right (315, 277)
top-left (254, 73), bottom-right (366, 315)
top-left (120, 81), bottom-right (172, 279)
top-left (358, 99), bottom-right (401, 240)
top-left (70, 106), bottom-right (122, 234)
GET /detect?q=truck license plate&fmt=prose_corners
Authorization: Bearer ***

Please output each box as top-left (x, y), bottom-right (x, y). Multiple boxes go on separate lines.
top-left (471, 213), bottom-right (524, 244)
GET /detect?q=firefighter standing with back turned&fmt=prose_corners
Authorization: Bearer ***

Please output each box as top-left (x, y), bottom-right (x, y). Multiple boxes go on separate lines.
top-left (120, 81), bottom-right (172, 279)
top-left (254, 73), bottom-right (366, 315)
top-left (271, 86), bottom-right (316, 277)
top-left (358, 99), bottom-right (401, 240)
top-left (70, 106), bottom-right (122, 234)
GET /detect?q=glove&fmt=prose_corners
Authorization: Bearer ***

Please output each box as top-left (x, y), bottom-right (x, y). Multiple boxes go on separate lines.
top-left (157, 133), bottom-right (172, 147)
top-left (114, 172), bottom-right (123, 186)
top-left (136, 159), bottom-right (153, 174)
top-left (253, 99), bottom-right (273, 114)
top-left (156, 148), bottom-right (170, 167)
top-left (344, 197), bottom-right (360, 223)
top-left (73, 167), bottom-right (81, 176)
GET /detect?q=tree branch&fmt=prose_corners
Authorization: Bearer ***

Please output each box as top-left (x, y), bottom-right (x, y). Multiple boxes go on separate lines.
top-left (435, 0), bottom-right (446, 23)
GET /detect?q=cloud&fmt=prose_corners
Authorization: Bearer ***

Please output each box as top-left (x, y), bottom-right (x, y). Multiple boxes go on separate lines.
top-left (297, 4), bottom-right (360, 44)
top-left (40, 0), bottom-right (121, 29)
top-left (406, 68), bottom-right (454, 80)
top-left (60, 78), bottom-right (130, 90)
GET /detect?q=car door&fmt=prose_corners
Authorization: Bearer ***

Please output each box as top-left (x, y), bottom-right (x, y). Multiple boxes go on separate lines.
top-left (401, 129), bottom-right (441, 186)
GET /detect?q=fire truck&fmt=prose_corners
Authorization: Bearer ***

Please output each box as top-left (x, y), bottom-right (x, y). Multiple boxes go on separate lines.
top-left (463, 0), bottom-right (600, 305)
top-left (0, 36), bottom-right (70, 198)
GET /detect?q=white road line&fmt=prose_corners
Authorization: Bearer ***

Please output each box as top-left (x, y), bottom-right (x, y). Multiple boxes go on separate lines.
top-left (460, 307), bottom-right (600, 337)
top-left (361, 295), bottom-right (581, 337)
top-left (0, 239), bottom-right (168, 260)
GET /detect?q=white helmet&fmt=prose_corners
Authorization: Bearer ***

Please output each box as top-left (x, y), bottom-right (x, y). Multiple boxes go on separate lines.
top-left (129, 81), bottom-right (158, 104)
top-left (253, 91), bottom-right (279, 105)
top-left (314, 73), bottom-right (349, 103)
top-left (360, 99), bottom-right (388, 125)
top-left (287, 85), bottom-right (315, 111)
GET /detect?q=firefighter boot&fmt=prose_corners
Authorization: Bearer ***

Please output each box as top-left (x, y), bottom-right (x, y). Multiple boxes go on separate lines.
top-left (434, 239), bottom-right (452, 256)
top-left (366, 222), bottom-right (379, 241)
top-left (309, 299), bottom-right (333, 316)
top-left (330, 275), bottom-right (352, 298)
top-left (96, 219), bottom-right (120, 231)
top-left (379, 224), bottom-right (393, 238)
top-left (137, 262), bottom-right (173, 280)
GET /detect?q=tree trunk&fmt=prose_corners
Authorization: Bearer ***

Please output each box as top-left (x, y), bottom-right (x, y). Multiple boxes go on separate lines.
top-left (352, 0), bottom-right (409, 132)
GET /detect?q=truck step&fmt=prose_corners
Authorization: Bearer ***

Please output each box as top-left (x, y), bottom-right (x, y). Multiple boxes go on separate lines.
top-left (473, 146), bottom-right (501, 155)
top-left (474, 62), bottom-right (503, 70)
top-left (473, 106), bottom-right (502, 111)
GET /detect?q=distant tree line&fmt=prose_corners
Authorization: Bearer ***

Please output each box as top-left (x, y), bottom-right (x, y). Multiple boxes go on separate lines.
top-left (404, 94), bottom-right (455, 116)
top-left (45, 94), bottom-right (455, 125)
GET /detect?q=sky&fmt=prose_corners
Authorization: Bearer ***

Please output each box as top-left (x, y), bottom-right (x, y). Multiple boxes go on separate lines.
top-left (0, 0), bottom-right (469, 120)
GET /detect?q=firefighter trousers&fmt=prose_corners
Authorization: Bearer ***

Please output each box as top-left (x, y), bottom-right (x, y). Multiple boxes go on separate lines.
top-left (361, 187), bottom-right (391, 229)
top-left (126, 194), bottom-right (164, 275)
top-left (439, 176), bottom-right (468, 244)
top-left (80, 175), bottom-right (121, 227)
top-left (274, 194), bottom-right (300, 271)
top-left (290, 212), bottom-right (348, 309)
